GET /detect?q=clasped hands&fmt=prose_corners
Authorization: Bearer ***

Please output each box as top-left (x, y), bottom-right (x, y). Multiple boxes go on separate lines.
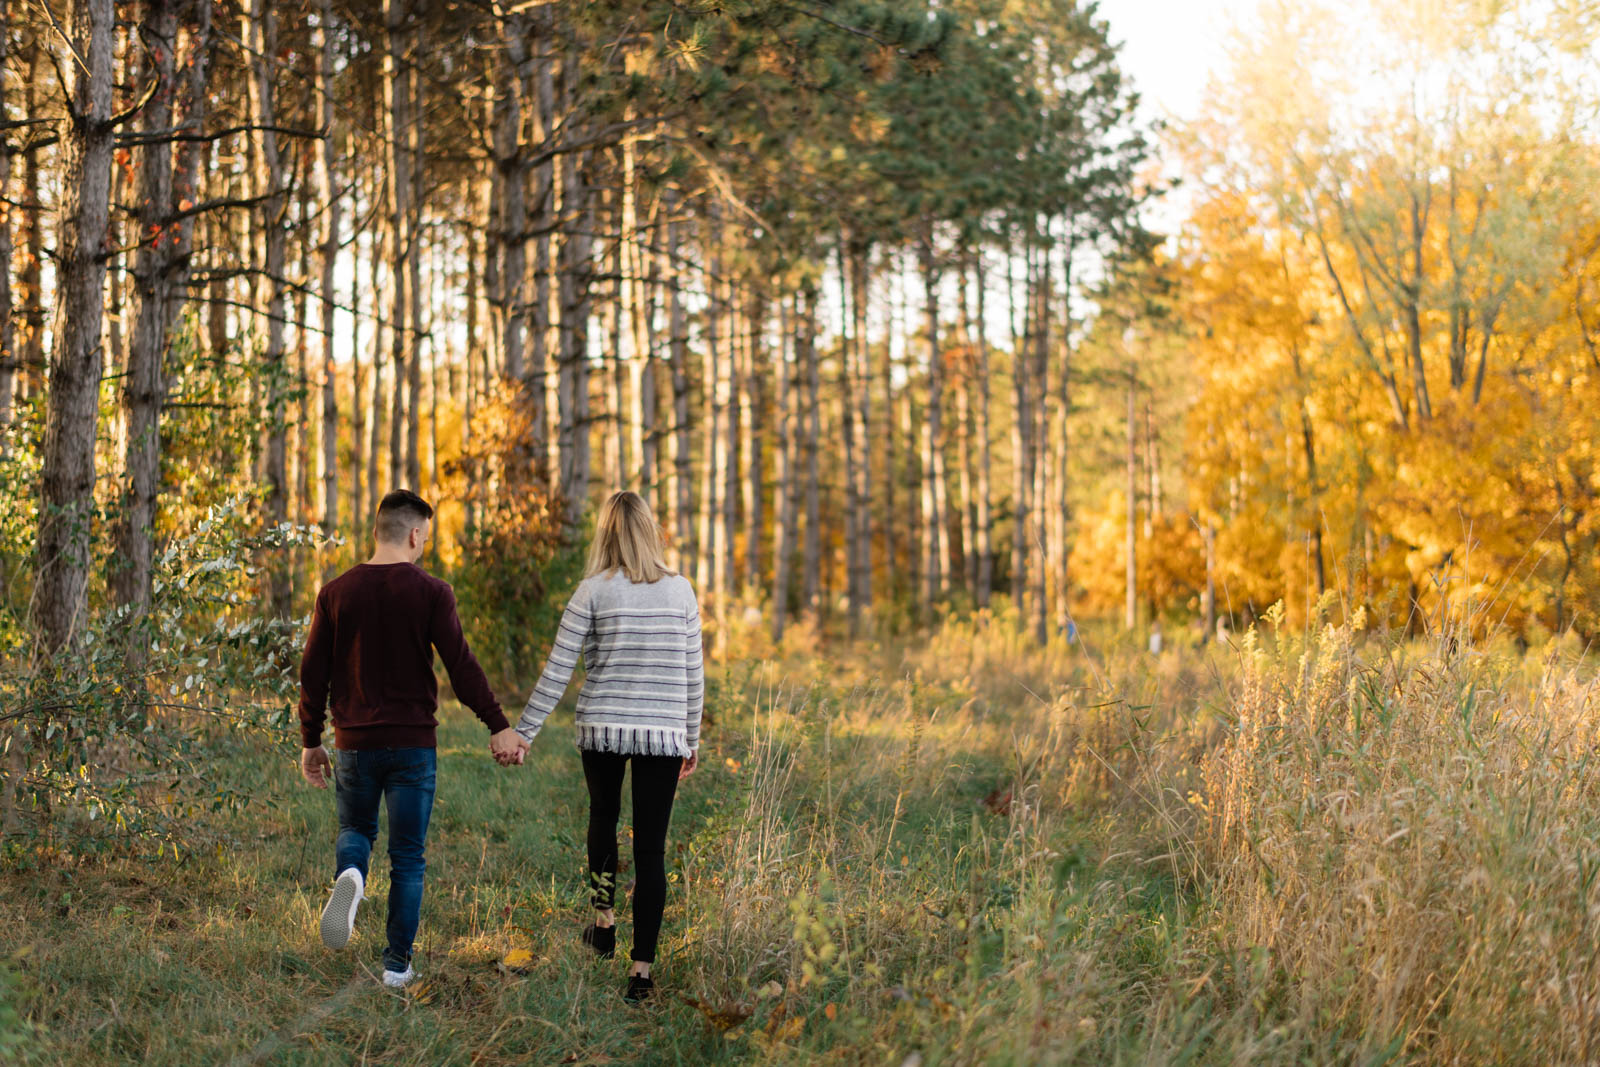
top-left (490, 727), bottom-right (530, 767)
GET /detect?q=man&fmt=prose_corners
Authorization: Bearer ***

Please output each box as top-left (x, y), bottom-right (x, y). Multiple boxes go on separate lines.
top-left (297, 489), bottom-right (529, 988)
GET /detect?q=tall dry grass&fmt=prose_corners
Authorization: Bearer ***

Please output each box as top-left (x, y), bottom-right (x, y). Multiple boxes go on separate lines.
top-left (1193, 618), bottom-right (1600, 1061)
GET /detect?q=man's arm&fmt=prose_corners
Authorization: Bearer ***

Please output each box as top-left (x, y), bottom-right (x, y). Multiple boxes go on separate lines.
top-left (430, 583), bottom-right (512, 736)
top-left (298, 591), bottom-right (336, 786)
top-left (298, 590), bottom-right (334, 749)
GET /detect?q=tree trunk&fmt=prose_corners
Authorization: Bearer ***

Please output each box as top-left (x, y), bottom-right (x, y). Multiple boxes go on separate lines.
top-left (665, 199), bottom-right (693, 575)
top-left (251, 0), bottom-right (291, 615)
top-left (620, 136), bottom-right (652, 495)
top-left (1031, 229), bottom-right (1051, 645)
top-left (35, 0), bottom-right (114, 656)
top-left (772, 297), bottom-right (797, 640)
top-left (556, 80), bottom-right (592, 525)
top-left (405, 35), bottom-right (424, 491)
top-left (0, 2), bottom-right (14, 440)
top-left (800, 286), bottom-right (822, 619)
top-left (295, 186), bottom-right (314, 525)
top-left (955, 261), bottom-right (976, 594)
top-left (698, 216), bottom-right (721, 597)
top-left (1053, 231), bottom-right (1074, 632)
top-left (602, 222), bottom-right (622, 490)
top-left (720, 274), bottom-right (739, 599)
top-left (973, 253), bottom-right (994, 607)
top-left (849, 243), bottom-right (872, 611)
top-left (492, 11), bottom-right (529, 384)
top-left (17, 52), bottom-right (44, 408)
top-left (920, 232), bottom-right (946, 611)
top-left (1124, 363), bottom-right (1138, 632)
top-left (114, 0), bottom-right (212, 622)
top-left (385, 0), bottom-right (411, 490)
top-left (1007, 235), bottom-right (1030, 606)
top-left (367, 211), bottom-right (387, 517)
top-left (745, 293), bottom-right (765, 591)
top-left (530, 25), bottom-right (556, 465)
top-left (316, 0), bottom-right (341, 538)
top-left (837, 242), bottom-right (861, 630)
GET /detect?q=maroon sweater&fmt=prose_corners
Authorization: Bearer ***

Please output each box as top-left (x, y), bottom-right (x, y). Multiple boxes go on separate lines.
top-left (297, 562), bottom-right (509, 749)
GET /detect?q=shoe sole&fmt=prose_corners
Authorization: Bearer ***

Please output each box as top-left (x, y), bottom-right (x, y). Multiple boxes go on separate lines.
top-left (320, 872), bottom-right (361, 950)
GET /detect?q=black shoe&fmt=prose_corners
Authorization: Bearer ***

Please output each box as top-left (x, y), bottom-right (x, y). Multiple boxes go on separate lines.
top-left (624, 974), bottom-right (654, 1003)
top-left (581, 923), bottom-right (616, 959)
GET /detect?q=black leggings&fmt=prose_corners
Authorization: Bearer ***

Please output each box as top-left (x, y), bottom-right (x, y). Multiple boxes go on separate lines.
top-left (580, 749), bottom-right (683, 964)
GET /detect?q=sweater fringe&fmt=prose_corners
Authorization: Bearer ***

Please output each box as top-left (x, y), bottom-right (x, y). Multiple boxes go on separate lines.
top-left (575, 721), bottom-right (693, 759)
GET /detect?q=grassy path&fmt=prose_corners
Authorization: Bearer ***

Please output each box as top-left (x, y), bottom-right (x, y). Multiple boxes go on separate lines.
top-left (2, 655), bottom-right (1203, 1065)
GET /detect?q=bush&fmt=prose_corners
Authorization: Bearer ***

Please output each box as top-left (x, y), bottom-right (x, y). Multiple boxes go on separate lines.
top-left (1, 497), bottom-right (320, 854)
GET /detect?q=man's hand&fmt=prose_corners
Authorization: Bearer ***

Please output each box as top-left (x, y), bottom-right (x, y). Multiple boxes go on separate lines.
top-left (490, 728), bottom-right (529, 767)
top-left (301, 745), bottom-right (334, 788)
top-left (679, 751), bottom-right (698, 781)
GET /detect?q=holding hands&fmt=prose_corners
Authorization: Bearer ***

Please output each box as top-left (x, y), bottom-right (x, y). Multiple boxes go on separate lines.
top-left (490, 728), bottom-right (529, 767)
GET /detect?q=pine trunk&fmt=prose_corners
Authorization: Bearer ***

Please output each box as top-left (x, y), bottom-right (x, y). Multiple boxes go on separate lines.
top-left (317, 0), bottom-right (341, 539)
top-left (772, 297), bottom-right (797, 640)
top-left (665, 202), bottom-right (693, 576)
top-left (385, 0), bottom-right (410, 491)
top-left (35, 0), bottom-right (115, 655)
top-left (800, 287), bottom-right (822, 619)
top-left (920, 233), bottom-right (946, 611)
top-left (556, 76), bottom-right (592, 526)
top-left (251, 0), bottom-right (291, 614)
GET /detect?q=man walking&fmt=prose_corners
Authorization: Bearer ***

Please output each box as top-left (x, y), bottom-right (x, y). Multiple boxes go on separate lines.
top-left (297, 489), bottom-right (528, 988)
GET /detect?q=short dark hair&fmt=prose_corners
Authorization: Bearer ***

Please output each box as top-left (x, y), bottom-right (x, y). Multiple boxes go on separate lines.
top-left (375, 489), bottom-right (434, 544)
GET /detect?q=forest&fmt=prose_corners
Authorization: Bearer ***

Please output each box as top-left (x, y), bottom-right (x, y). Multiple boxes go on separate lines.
top-left (4, 0), bottom-right (1600, 1062)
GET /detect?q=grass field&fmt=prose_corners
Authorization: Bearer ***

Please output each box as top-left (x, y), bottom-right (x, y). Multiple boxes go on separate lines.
top-left (4, 609), bottom-right (1599, 1064)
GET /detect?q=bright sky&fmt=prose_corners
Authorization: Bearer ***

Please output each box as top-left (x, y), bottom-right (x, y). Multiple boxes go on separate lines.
top-left (1096, 0), bottom-right (1246, 126)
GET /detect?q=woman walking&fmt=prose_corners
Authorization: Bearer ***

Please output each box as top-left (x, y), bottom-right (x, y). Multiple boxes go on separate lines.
top-left (512, 491), bottom-right (703, 1002)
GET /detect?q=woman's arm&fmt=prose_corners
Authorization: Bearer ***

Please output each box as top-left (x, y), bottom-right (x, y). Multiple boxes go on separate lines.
top-left (684, 588), bottom-right (704, 754)
top-left (515, 583), bottom-right (591, 743)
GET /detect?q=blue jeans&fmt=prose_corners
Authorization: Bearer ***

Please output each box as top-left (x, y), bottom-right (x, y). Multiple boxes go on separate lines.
top-left (333, 746), bottom-right (436, 972)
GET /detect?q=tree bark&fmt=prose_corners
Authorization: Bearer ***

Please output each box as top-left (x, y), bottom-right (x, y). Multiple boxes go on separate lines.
top-left (665, 199), bottom-right (693, 576)
top-left (849, 242), bottom-right (872, 611)
top-left (114, 0), bottom-right (212, 623)
top-left (251, 0), bottom-right (291, 614)
top-left (316, 0), bottom-right (341, 539)
top-left (973, 252), bottom-right (993, 607)
top-left (745, 293), bottom-right (765, 591)
top-left (1007, 235), bottom-right (1030, 606)
top-left (17, 52), bottom-right (44, 409)
top-left (0, 1), bottom-right (14, 440)
top-left (556, 73), bottom-right (592, 525)
top-left (404, 23), bottom-right (424, 490)
top-left (35, 0), bottom-right (115, 655)
top-left (1124, 359), bottom-right (1138, 632)
top-left (920, 231), bottom-right (947, 611)
top-left (384, 0), bottom-right (411, 490)
top-left (800, 286), bottom-right (821, 619)
top-left (772, 296), bottom-right (797, 640)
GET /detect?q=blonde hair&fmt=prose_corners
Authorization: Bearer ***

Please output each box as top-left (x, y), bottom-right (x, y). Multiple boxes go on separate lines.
top-left (586, 491), bottom-right (676, 583)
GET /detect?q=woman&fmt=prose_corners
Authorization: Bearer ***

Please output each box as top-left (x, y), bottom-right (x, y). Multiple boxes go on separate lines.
top-left (513, 491), bottom-right (703, 1002)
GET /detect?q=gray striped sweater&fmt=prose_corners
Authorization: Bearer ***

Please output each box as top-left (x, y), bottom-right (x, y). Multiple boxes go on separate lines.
top-left (514, 570), bottom-right (704, 757)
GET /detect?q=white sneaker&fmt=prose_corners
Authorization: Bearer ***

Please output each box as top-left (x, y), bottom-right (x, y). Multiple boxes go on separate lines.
top-left (381, 965), bottom-right (417, 989)
top-left (319, 868), bottom-right (364, 950)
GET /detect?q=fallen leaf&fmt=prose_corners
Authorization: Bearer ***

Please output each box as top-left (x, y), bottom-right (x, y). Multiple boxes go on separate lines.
top-left (498, 947), bottom-right (536, 975)
top-left (689, 996), bottom-right (753, 1031)
top-left (824, 1002), bottom-right (837, 1020)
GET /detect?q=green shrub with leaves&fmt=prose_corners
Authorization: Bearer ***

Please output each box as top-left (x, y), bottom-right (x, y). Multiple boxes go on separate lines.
top-left (1, 496), bottom-right (322, 855)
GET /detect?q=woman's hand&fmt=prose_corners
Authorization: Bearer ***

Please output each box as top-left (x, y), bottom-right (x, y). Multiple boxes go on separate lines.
top-left (679, 751), bottom-right (697, 781)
